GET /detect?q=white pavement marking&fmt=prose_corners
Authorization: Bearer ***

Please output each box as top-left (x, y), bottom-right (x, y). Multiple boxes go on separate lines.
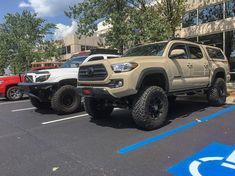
top-left (0, 100), bottom-right (30, 105)
top-left (11, 107), bottom-right (36, 112)
top-left (41, 114), bottom-right (89, 125)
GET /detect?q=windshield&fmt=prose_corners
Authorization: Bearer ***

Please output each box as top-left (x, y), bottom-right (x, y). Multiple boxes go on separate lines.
top-left (60, 56), bottom-right (87, 68)
top-left (123, 42), bottom-right (167, 57)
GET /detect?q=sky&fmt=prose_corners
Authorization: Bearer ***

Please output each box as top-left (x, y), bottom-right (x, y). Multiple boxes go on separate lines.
top-left (0, 0), bottom-right (83, 40)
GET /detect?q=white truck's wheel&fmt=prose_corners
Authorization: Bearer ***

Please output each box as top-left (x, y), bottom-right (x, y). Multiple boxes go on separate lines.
top-left (51, 85), bottom-right (81, 114)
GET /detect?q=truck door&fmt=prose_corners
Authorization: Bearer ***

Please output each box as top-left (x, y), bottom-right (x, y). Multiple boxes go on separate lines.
top-left (168, 43), bottom-right (192, 90)
top-left (187, 44), bottom-right (210, 87)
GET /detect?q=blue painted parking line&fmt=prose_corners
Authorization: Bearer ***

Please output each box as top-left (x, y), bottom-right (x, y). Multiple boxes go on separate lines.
top-left (117, 105), bottom-right (235, 154)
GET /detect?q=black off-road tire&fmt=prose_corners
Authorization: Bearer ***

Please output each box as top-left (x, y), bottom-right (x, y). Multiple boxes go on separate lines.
top-left (84, 97), bottom-right (113, 119)
top-left (132, 86), bottom-right (169, 131)
top-left (207, 78), bottom-right (227, 106)
top-left (30, 97), bottom-right (50, 109)
top-left (51, 85), bottom-right (81, 114)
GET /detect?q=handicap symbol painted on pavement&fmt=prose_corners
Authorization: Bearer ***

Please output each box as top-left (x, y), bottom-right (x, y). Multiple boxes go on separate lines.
top-left (168, 143), bottom-right (235, 176)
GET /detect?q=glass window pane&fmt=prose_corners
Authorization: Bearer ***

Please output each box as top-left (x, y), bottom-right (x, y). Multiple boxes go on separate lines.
top-left (206, 48), bottom-right (225, 60)
top-left (182, 10), bottom-right (197, 28)
top-left (226, 0), bottom-right (235, 18)
top-left (198, 3), bottom-right (223, 24)
top-left (188, 45), bottom-right (203, 59)
top-left (225, 31), bottom-right (235, 80)
top-left (199, 33), bottom-right (223, 50)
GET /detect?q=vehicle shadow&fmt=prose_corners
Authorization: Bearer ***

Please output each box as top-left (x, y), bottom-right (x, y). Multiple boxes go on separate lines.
top-left (90, 98), bottom-right (210, 130)
top-left (0, 97), bottom-right (28, 102)
top-left (35, 107), bottom-right (85, 115)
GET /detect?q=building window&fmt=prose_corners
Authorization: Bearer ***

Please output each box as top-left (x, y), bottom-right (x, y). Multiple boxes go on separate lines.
top-left (66, 45), bottom-right (71, 54)
top-left (198, 3), bottom-right (223, 24)
top-left (199, 33), bottom-right (223, 50)
top-left (81, 45), bottom-right (97, 51)
top-left (226, 0), bottom-right (235, 18)
top-left (182, 10), bottom-right (197, 28)
top-left (81, 45), bottom-right (86, 51)
top-left (58, 45), bottom-right (71, 55)
top-left (225, 31), bottom-right (235, 77)
top-left (59, 46), bottom-right (67, 55)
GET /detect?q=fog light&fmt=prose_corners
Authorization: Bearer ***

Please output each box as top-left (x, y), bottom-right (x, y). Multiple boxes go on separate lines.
top-left (109, 79), bottom-right (123, 88)
top-left (83, 89), bottom-right (92, 95)
top-left (116, 81), bottom-right (123, 88)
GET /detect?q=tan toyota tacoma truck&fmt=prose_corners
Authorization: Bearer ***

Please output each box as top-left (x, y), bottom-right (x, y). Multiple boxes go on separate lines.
top-left (77, 39), bottom-right (231, 130)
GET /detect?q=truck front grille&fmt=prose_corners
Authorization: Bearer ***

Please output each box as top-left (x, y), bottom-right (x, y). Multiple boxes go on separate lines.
top-left (79, 64), bottom-right (108, 81)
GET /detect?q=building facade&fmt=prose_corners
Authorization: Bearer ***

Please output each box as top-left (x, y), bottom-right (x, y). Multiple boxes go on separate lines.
top-left (57, 34), bottom-right (101, 61)
top-left (178, 0), bottom-right (235, 74)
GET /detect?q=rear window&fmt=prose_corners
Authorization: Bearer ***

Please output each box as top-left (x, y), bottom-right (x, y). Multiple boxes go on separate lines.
top-left (206, 48), bottom-right (225, 60)
top-left (188, 45), bottom-right (203, 59)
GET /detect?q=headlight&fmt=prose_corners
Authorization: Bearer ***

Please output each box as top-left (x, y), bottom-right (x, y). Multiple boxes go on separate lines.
top-left (0, 80), bottom-right (4, 84)
top-left (35, 72), bottom-right (50, 82)
top-left (111, 62), bottom-right (138, 73)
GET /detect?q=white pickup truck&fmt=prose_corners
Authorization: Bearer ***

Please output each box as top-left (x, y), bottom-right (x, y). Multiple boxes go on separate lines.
top-left (19, 52), bottom-right (120, 114)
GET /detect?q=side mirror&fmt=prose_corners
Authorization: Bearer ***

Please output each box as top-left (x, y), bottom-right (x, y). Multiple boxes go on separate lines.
top-left (75, 63), bottom-right (80, 67)
top-left (170, 49), bottom-right (186, 59)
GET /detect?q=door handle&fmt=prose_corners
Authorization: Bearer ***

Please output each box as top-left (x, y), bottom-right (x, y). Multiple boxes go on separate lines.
top-left (187, 64), bottom-right (193, 68)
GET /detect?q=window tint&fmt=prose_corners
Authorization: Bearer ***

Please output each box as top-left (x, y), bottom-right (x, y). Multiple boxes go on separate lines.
top-left (107, 56), bottom-right (119, 59)
top-left (188, 45), bottom-right (203, 59)
top-left (60, 56), bottom-right (87, 68)
top-left (206, 48), bottom-right (225, 60)
top-left (88, 56), bottom-right (104, 62)
top-left (123, 42), bottom-right (167, 57)
top-left (199, 3), bottom-right (223, 24)
top-left (226, 0), bottom-right (235, 18)
top-left (170, 44), bottom-right (188, 59)
top-left (182, 10), bottom-right (197, 28)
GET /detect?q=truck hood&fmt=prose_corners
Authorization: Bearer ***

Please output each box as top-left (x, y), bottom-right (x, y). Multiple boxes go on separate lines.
top-left (36, 67), bottom-right (79, 74)
top-left (80, 56), bottom-right (165, 66)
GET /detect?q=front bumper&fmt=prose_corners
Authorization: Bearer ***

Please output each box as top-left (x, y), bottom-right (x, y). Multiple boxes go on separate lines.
top-left (77, 87), bottom-right (116, 99)
top-left (18, 82), bottom-right (57, 101)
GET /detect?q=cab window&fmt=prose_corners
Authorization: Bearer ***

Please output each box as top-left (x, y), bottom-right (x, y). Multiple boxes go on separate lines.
top-left (169, 44), bottom-right (188, 59)
top-left (206, 48), bottom-right (225, 60)
top-left (188, 45), bottom-right (203, 59)
top-left (88, 56), bottom-right (104, 62)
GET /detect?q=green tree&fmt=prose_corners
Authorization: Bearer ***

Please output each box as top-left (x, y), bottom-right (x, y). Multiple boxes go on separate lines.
top-left (157, 0), bottom-right (186, 37)
top-left (0, 10), bottom-right (56, 74)
top-left (66, 0), bottom-right (169, 53)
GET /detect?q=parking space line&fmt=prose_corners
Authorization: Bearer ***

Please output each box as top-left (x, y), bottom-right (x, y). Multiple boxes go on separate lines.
top-left (117, 105), bottom-right (235, 154)
top-left (11, 107), bottom-right (36, 112)
top-left (41, 114), bottom-right (89, 125)
top-left (0, 100), bottom-right (30, 105)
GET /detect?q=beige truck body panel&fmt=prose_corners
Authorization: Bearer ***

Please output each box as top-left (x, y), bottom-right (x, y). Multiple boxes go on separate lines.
top-left (78, 40), bottom-right (230, 98)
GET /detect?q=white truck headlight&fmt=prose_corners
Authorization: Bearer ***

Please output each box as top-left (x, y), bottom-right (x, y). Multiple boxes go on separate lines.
top-left (0, 80), bottom-right (4, 84)
top-left (111, 62), bottom-right (138, 73)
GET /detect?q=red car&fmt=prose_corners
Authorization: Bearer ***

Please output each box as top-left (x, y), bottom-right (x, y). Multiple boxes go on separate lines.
top-left (0, 75), bottom-right (23, 101)
top-left (0, 66), bottom-right (57, 101)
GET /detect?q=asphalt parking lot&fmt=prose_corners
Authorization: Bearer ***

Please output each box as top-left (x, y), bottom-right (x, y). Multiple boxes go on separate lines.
top-left (0, 97), bottom-right (235, 176)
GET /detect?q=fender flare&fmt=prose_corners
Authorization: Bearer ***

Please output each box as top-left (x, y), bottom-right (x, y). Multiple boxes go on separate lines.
top-left (136, 68), bottom-right (169, 93)
top-left (58, 79), bottom-right (77, 87)
top-left (211, 67), bottom-right (226, 83)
